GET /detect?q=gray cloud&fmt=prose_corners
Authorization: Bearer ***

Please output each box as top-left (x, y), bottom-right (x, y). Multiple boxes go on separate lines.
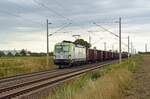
top-left (0, 0), bottom-right (150, 52)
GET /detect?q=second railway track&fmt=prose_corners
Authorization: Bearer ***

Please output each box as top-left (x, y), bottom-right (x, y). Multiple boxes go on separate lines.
top-left (0, 60), bottom-right (119, 99)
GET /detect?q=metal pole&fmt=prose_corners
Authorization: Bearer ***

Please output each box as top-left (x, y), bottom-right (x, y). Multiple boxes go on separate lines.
top-left (89, 36), bottom-right (91, 45)
top-left (104, 42), bottom-right (106, 51)
top-left (128, 36), bottom-right (130, 59)
top-left (145, 43), bottom-right (147, 52)
top-left (112, 45), bottom-right (114, 58)
top-left (119, 17), bottom-right (122, 62)
top-left (46, 19), bottom-right (49, 67)
top-left (131, 42), bottom-right (133, 56)
top-left (112, 45), bottom-right (114, 52)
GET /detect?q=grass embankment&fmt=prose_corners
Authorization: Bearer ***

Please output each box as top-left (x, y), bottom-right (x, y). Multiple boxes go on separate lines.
top-left (0, 56), bottom-right (55, 78)
top-left (49, 55), bottom-right (142, 99)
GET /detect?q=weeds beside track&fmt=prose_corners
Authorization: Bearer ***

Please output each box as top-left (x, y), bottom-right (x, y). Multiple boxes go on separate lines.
top-left (49, 55), bottom-right (142, 99)
top-left (0, 60), bottom-right (120, 99)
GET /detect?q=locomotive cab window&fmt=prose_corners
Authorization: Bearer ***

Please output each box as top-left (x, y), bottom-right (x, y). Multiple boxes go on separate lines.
top-left (55, 45), bottom-right (69, 52)
top-left (63, 45), bottom-right (69, 52)
top-left (55, 45), bottom-right (62, 53)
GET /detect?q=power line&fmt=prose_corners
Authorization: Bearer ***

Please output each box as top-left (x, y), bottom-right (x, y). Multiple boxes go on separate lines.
top-left (88, 28), bottom-right (128, 50)
top-left (44, 0), bottom-right (90, 31)
top-left (93, 22), bottom-right (119, 37)
top-left (91, 37), bottom-right (103, 45)
top-left (88, 30), bottom-right (127, 46)
top-left (33, 0), bottom-right (70, 21)
top-left (51, 23), bottom-right (72, 35)
top-left (53, 0), bottom-right (67, 10)
top-left (7, 0), bottom-right (48, 20)
top-left (0, 9), bottom-right (43, 26)
top-left (145, 43), bottom-right (148, 52)
top-left (51, 0), bottom-right (123, 28)
top-left (33, 0), bottom-right (86, 32)
top-left (113, 37), bottom-right (128, 48)
top-left (93, 21), bottom-right (128, 52)
top-left (52, 31), bottom-right (72, 34)
top-left (7, 0), bottom-right (74, 33)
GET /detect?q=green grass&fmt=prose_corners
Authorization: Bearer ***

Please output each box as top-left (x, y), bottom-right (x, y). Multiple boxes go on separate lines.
top-left (0, 56), bottom-right (56, 78)
top-left (49, 55), bottom-right (143, 99)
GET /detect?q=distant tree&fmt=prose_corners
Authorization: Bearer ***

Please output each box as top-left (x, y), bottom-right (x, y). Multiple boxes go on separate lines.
top-left (20, 49), bottom-right (26, 56)
top-left (49, 52), bottom-right (53, 56)
top-left (28, 51), bottom-right (31, 55)
top-left (38, 53), bottom-right (46, 56)
top-left (30, 53), bottom-right (38, 56)
top-left (138, 52), bottom-right (150, 54)
top-left (0, 51), bottom-right (5, 57)
top-left (15, 52), bottom-right (21, 56)
top-left (7, 52), bottom-right (13, 56)
top-left (74, 39), bottom-right (91, 48)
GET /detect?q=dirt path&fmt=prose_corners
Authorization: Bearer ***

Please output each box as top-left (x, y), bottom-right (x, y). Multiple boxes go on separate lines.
top-left (125, 55), bottom-right (150, 99)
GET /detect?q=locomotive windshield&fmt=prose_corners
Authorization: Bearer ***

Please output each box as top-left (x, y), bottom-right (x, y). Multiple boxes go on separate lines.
top-left (55, 45), bottom-right (69, 52)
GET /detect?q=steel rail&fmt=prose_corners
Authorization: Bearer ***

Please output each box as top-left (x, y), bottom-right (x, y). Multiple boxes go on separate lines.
top-left (0, 61), bottom-right (108, 93)
top-left (0, 60), bottom-right (118, 99)
top-left (0, 61), bottom-right (111, 90)
top-left (0, 62), bottom-right (103, 91)
top-left (0, 68), bottom-right (58, 83)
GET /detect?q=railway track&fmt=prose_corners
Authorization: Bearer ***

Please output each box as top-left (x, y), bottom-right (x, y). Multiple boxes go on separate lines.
top-left (0, 60), bottom-right (119, 99)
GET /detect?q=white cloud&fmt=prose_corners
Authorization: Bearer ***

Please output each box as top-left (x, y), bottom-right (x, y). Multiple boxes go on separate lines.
top-left (7, 0), bottom-right (36, 5)
top-left (0, 0), bottom-right (150, 52)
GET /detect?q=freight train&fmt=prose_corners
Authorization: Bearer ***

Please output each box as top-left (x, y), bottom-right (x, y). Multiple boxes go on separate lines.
top-left (53, 41), bottom-right (128, 68)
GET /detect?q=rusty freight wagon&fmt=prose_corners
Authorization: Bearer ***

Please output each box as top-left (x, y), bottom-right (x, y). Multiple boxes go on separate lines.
top-left (86, 49), bottom-right (97, 63)
top-left (97, 50), bottom-right (103, 61)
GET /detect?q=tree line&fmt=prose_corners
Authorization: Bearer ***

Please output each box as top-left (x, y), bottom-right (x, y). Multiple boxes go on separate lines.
top-left (0, 49), bottom-right (53, 57)
top-left (0, 39), bottom-right (90, 57)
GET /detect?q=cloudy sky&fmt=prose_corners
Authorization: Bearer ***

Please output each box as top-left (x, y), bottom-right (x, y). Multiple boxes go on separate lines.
top-left (0, 0), bottom-right (150, 52)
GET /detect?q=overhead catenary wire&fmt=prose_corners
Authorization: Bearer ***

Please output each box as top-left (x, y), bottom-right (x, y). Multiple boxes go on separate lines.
top-left (91, 37), bottom-right (128, 50)
top-left (53, 0), bottom-right (68, 10)
top-left (87, 25), bottom-right (128, 48)
top-left (92, 22), bottom-right (128, 52)
top-left (36, 0), bottom-right (90, 31)
top-left (42, 0), bottom-right (128, 54)
top-left (91, 37), bottom-right (103, 45)
top-left (6, 1), bottom-right (129, 50)
top-left (52, 0), bottom-right (122, 26)
top-left (0, 0), bottom-right (134, 54)
top-left (93, 22), bottom-right (119, 37)
top-left (52, 0), bottom-right (92, 28)
top-left (33, 0), bottom-right (70, 21)
top-left (0, 9), bottom-right (43, 26)
top-left (50, 23), bottom-right (72, 36)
